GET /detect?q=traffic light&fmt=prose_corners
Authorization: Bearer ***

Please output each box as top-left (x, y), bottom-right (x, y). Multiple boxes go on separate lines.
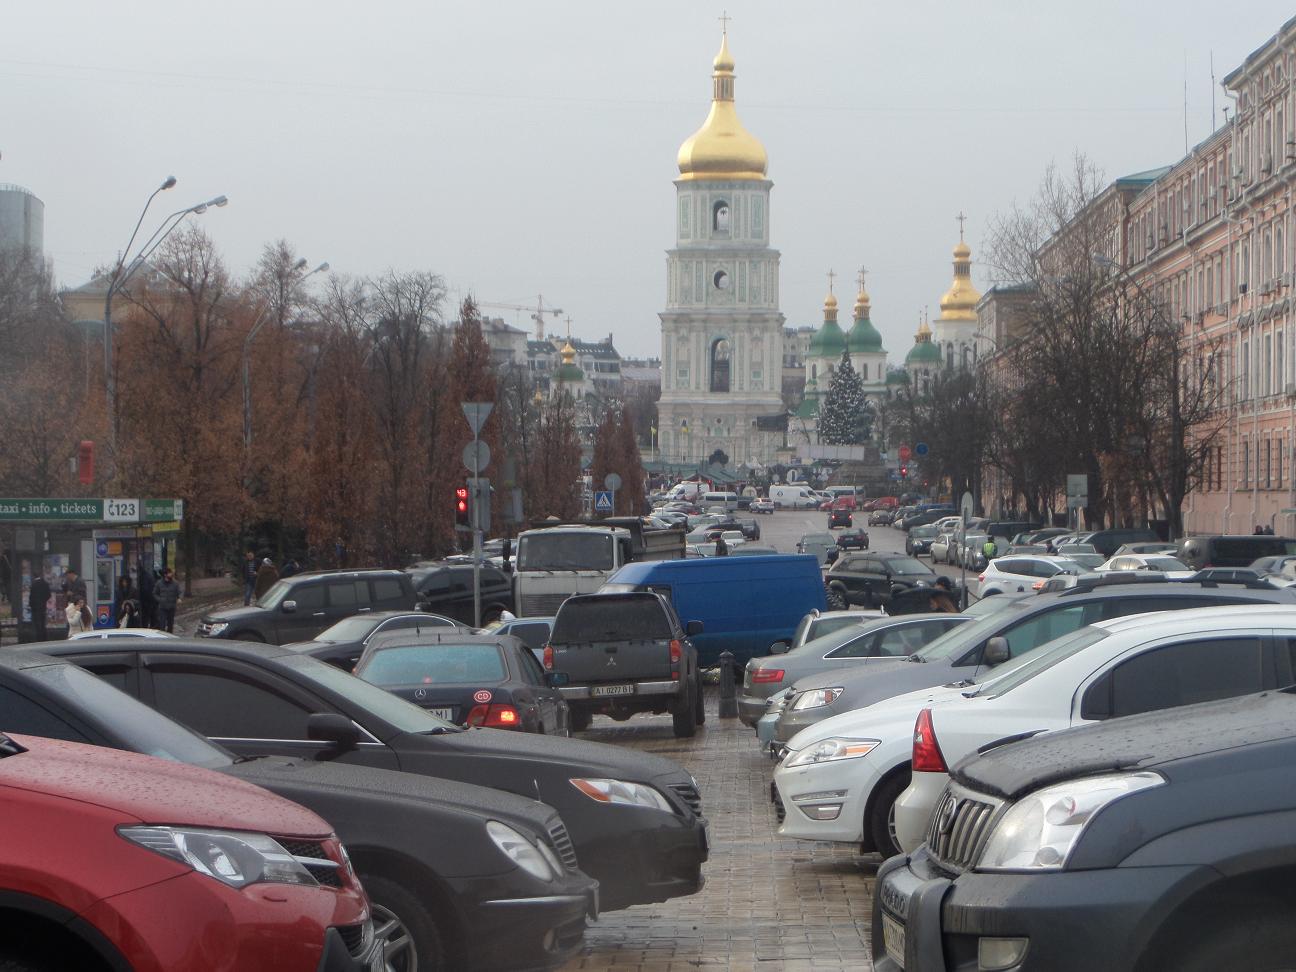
top-left (455, 486), bottom-right (470, 529)
top-left (900, 464), bottom-right (909, 479)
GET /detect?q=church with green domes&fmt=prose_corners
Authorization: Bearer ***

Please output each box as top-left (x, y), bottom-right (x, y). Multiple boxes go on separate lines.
top-left (796, 272), bottom-right (890, 434)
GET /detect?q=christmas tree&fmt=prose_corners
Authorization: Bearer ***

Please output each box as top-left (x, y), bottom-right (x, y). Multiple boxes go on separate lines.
top-left (818, 349), bottom-right (873, 444)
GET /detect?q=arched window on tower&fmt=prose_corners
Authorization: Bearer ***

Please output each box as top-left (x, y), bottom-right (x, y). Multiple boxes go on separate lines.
top-left (713, 200), bottom-right (730, 235)
top-left (946, 346), bottom-right (955, 370)
top-left (710, 338), bottom-right (731, 393)
top-left (962, 346), bottom-right (972, 370)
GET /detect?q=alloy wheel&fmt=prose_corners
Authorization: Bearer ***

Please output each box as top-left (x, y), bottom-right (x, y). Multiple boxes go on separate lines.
top-left (373, 902), bottom-right (418, 972)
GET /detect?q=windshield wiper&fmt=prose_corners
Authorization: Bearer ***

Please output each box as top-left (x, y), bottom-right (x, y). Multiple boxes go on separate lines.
top-left (907, 654), bottom-right (926, 663)
top-left (0, 734), bottom-right (26, 757)
top-left (421, 725), bottom-right (464, 735)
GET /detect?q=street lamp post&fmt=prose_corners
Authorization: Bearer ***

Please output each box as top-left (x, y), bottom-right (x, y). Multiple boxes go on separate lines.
top-left (103, 185), bottom-right (229, 456)
top-left (242, 260), bottom-right (329, 452)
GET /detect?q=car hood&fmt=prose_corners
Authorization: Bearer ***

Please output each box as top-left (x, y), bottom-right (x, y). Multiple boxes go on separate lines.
top-left (791, 658), bottom-right (962, 712)
top-left (202, 604), bottom-right (270, 624)
top-left (4, 734), bottom-right (329, 837)
top-left (785, 681), bottom-right (977, 751)
top-left (953, 688), bottom-right (1296, 801)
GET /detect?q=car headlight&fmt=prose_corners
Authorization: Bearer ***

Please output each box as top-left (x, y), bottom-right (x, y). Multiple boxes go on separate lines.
top-left (569, 778), bottom-right (673, 813)
top-left (978, 772), bottom-right (1164, 871)
top-left (205, 621), bottom-right (229, 636)
top-left (485, 821), bottom-right (556, 881)
top-left (118, 826), bottom-right (319, 889)
top-left (791, 687), bottom-right (844, 710)
top-left (783, 737), bottom-right (879, 768)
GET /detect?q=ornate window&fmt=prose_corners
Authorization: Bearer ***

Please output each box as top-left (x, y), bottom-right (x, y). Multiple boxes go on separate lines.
top-left (713, 200), bottom-right (730, 234)
top-left (710, 338), bottom-right (731, 393)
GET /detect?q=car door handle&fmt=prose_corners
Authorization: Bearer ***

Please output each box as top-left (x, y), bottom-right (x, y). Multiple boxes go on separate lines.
top-left (357, 607), bottom-right (372, 613)
top-left (313, 611), bottom-right (326, 617)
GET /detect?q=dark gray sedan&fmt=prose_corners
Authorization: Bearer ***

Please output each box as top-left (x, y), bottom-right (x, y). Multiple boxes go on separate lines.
top-left (737, 613), bottom-right (971, 726)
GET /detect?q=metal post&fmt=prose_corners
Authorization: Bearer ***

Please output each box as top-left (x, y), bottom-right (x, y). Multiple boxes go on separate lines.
top-left (959, 510), bottom-right (968, 609)
top-left (717, 650), bottom-right (737, 718)
top-left (472, 438), bottom-right (482, 629)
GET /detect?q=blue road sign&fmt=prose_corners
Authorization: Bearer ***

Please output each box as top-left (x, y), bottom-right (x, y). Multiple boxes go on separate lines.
top-left (914, 442), bottom-right (930, 457)
top-left (594, 490), bottom-right (614, 513)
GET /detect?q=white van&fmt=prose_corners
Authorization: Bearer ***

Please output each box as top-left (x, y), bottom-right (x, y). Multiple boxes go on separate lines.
top-left (769, 485), bottom-right (819, 509)
top-left (701, 491), bottom-right (739, 511)
top-left (667, 482), bottom-right (704, 501)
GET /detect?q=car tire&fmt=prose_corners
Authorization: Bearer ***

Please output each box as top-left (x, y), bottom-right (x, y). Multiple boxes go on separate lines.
top-left (867, 769), bottom-right (911, 859)
top-left (672, 678), bottom-right (698, 738)
top-left (570, 708), bottom-right (593, 732)
top-left (825, 586), bottom-right (847, 611)
top-left (694, 674), bottom-right (706, 725)
top-left (360, 872), bottom-right (446, 972)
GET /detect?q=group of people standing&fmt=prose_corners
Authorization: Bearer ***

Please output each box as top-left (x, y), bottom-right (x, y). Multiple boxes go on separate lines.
top-left (242, 549), bottom-right (299, 605)
top-left (26, 563), bottom-right (181, 641)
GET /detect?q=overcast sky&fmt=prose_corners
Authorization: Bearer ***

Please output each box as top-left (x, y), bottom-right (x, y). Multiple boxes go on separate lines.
top-left (3, 1), bottom-right (1293, 359)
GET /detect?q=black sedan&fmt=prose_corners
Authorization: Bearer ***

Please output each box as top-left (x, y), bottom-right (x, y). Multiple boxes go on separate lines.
top-left (0, 649), bottom-right (598, 970)
top-left (46, 637), bottom-right (708, 913)
top-left (835, 528), bottom-right (870, 551)
top-left (356, 631), bottom-right (569, 735)
top-left (285, 609), bottom-right (461, 671)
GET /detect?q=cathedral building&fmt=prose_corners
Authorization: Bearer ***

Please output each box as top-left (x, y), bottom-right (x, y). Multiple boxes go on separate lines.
top-left (657, 30), bottom-right (788, 466)
top-left (931, 225), bottom-right (983, 370)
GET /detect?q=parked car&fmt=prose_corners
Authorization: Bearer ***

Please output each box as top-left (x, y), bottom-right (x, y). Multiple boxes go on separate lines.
top-left (904, 524), bottom-right (938, 556)
top-left (868, 508), bottom-right (895, 525)
top-left (770, 579), bottom-right (1296, 747)
top-left (768, 485), bottom-right (820, 509)
top-left (1190, 567), bottom-right (1272, 584)
top-left (1097, 552), bottom-right (1194, 578)
top-left (875, 680), bottom-right (1296, 971)
top-left (285, 609), bottom-right (461, 670)
top-left (728, 544), bottom-right (780, 557)
top-left (976, 555), bottom-right (1089, 596)
top-left (750, 498), bottom-right (775, 514)
top-left (0, 649), bottom-right (598, 968)
top-left (1082, 527), bottom-right (1161, 557)
top-left (836, 527), bottom-right (869, 551)
top-left (1177, 533), bottom-right (1296, 568)
top-left (409, 562), bottom-right (514, 625)
top-left (893, 603), bottom-right (1296, 853)
top-left (773, 609), bottom-right (883, 654)
top-left (733, 514), bottom-right (762, 540)
top-left (0, 730), bottom-right (382, 972)
top-left (545, 592), bottom-right (702, 737)
top-left (483, 615), bottom-right (555, 658)
top-left (197, 570), bottom-right (418, 644)
top-left (825, 552), bottom-right (937, 609)
top-left (1111, 541), bottom-right (1180, 556)
top-left (828, 508), bottom-right (853, 528)
top-left (796, 532), bottom-right (838, 564)
top-left (738, 613), bottom-right (971, 726)
top-left (45, 637), bottom-right (708, 913)
top-left (68, 627), bottom-right (178, 640)
top-left (356, 631), bottom-right (569, 734)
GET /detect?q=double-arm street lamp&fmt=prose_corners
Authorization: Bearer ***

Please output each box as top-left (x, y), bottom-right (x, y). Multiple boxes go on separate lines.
top-left (242, 259), bottom-right (329, 450)
top-left (103, 178), bottom-right (229, 452)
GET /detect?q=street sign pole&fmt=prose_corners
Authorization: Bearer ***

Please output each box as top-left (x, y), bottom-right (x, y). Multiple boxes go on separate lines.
top-left (462, 403), bottom-right (494, 629)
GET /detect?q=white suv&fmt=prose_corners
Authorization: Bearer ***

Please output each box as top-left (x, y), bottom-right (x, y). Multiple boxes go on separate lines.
top-left (893, 604), bottom-right (1296, 851)
top-left (976, 555), bottom-right (1087, 597)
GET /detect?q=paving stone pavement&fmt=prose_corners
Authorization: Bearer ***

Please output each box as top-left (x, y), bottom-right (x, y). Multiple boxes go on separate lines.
top-left (560, 687), bottom-right (879, 971)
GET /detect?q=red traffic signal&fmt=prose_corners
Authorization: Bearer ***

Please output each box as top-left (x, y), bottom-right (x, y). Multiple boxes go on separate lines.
top-left (455, 486), bottom-right (470, 528)
top-left (900, 464), bottom-right (908, 479)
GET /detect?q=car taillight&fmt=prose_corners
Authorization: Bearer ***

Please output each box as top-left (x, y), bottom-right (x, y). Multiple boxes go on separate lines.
top-left (542, 645), bottom-right (554, 670)
top-left (751, 668), bottom-right (785, 683)
top-left (670, 639), bottom-right (682, 664)
top-left (978, 574), bottom-right (986, 584)
top-left (1032, 579), bottom-right (1046, 590)
top-left (466, 703), bottom-right (521, 728)
top-left (912, 707), bottom-right (948, 773)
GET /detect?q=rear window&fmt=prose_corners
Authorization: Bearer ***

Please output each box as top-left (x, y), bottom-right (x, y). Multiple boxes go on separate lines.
top-left (1213, 538), bottom-right (1296, 562)
top-left (553, 596), bottom-right (673, 642)
top-left (358, 643), bottom-right (506, 685)
top-left (882, 556), bottom-right (930, 574)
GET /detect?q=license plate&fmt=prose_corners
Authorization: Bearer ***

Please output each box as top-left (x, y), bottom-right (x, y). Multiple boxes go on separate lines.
top-left (591, 683), bottom-right (635, 697)
top-left (882, 912), bottom-right (905, 968)
top-left (428, 707), bottom-right (454, 720)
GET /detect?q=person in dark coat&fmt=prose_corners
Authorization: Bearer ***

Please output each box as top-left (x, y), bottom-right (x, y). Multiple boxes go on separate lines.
top-left (254, 558), bottom-right (279, 600)
top-left (928, 576), bottom-right (959, 613)
top-left (113, 575), bottom-right (138, 627)
top-left (61, 569), bottom-right (87, 603)
top-left (242, 549), bottom-right (258, 605)
top-left (280, 558), bottom-right (300, 579)
top-left (28, 573), bottom-right (51, 642)
top-left (137, 563), bottom-right (156, 628)
top-left (154, 568), bottom-right (181, 633)
top-left (714, 534), bottom-right (729, 556)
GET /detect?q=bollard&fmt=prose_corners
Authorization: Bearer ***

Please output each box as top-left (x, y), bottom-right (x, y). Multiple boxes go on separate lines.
top-left (718, 650), bottom-right (738, 719)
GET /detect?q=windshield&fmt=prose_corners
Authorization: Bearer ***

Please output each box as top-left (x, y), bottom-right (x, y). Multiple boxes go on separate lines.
top-left (517, 533), bottom-right (615, 571)
top-left (962, 595), bottom-right (1025, 618)
top-left (912, 601), bottom-right (1032, 662)
top-left (314, 616), bottom-right (380, 643)
top-left (1144, 557), bottom-right (1190, 571)
top-left (277, 654), bottom-right (459, 734)
top-left (256, 579), bottom-right (292, 609)
top-left (882, 556), bottom-right (931, 575)
top-left (911, 525), bottom-right (938, 538)
top-left (973, 626), bottom-right (1109, 697)
top-left (26, 663), bottom-right (234, 769)
top-left (553, 596), bottom-right (673, 642)
top-left (359, 643), bottom-right (507, 686)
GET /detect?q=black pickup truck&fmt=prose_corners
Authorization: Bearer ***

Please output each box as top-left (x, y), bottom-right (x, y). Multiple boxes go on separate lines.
top-left (545, 592), bottom-right (704, 738)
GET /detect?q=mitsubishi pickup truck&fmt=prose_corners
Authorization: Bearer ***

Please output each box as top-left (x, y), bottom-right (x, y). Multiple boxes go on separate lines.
top-left (544, 592), bottom-right (704, 737)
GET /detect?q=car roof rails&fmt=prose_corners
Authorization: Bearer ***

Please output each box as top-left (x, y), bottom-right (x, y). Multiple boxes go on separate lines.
top-left (1059, 572), bottom-right (1177, 593)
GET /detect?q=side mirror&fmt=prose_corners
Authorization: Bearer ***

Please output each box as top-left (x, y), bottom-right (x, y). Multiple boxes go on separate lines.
top-left (546, 671), bottom-right (570, 688)
top-left (686, 620), bottom-right (705, 636)
top-left (769, 640), bottom-right (790, 655)
top-left (281, 600), bottom-right (298, 614)
top-left (307, 712), bottom-right (361, 749)
top-left (984, 637), bottom-right (1010, 665)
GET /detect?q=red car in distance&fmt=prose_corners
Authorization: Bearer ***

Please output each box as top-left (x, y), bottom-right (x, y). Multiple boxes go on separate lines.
top-left (0, 732), bottom-right (380, 972)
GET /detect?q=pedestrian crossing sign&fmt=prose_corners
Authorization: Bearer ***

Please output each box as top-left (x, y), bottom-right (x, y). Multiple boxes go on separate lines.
top-left (594, 490), bottom-right (614, 513)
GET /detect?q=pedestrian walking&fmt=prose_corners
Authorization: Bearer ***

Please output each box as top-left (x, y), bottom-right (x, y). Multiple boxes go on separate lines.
top-left (254, 558), bottom-right (279, 600)
top-left (113, 575), bottom-right (138, 627)
top-left (715, 534), bottom-right (729, 556)
top-left (28, 572), bottom-right (51, 642)
top-left (61, 568), bottom-right (87, 603)
top-left (242, 549), bottom-right (258, 605)
top-left (137, 562), bottom-right (156, 628)
top-left (982, 538), bottom-right (998, 563)
top-left (65, 595), bottom-right (91, 636)
top-left (117, 598), bottom-right (141, 628)
top-left (154, 568), bottom-right (181, 634)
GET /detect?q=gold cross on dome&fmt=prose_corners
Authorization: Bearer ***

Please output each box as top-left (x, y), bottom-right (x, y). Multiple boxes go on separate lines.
top-left (826, 268), bottom-right (836, 294)
top-left (718, 10), bottom-right (731, 34)
top-left (564, 316), bottom-right (572, 339)
top-left (857, 267), bottom-right (868, 290)
top-left (956, 211), bottom-right (967, 241)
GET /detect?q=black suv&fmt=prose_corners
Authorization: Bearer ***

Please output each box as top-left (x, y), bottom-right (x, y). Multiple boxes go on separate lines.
top-left (874, 686), bottom-right (1296, 971)
top-left (198, 569), bottom-right (417, 643)
top-left (826, 552), bottom-right (936, 608)
top-left (409, 562), bottom-right (514, 624)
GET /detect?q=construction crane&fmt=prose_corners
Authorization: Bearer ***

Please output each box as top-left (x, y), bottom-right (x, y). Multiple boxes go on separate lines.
top-left (477, 295), bottom-right (564, 342)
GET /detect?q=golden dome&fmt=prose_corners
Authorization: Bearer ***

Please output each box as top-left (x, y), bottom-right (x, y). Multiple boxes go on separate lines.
top-left (823, 291), bottom-right (839, 321)
top-left (676, 33), bottom-right (768, 182)
top-left (854, 286), bottom-right (871, 318)
top-left (939, 238), bottom-right (981, 322)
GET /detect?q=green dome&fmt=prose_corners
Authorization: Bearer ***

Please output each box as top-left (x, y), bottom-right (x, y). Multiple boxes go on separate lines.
top-left (556, 362), bottom-right (585, 382)
top-left (848, 314), bottom-right (884, 354)
top-left (885, 368), bottom-right (909, 385)
top-left (905, 338), bottom-right (942, 366)
top-left (794, 395), bottom-right (818, 419)
top-left (808, 319), bottom-right (847, 358)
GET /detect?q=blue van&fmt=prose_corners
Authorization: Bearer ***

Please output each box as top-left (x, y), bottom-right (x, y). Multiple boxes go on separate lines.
top-left (599, 554), bottom-right (827, 668)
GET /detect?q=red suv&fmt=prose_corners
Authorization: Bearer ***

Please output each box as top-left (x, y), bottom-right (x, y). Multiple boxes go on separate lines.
top-left (0, 732), bottom-right (380, 972)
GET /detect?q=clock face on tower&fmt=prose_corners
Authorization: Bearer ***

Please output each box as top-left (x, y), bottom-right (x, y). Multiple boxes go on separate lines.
top-left (713, 269), bottom-right (730, 290)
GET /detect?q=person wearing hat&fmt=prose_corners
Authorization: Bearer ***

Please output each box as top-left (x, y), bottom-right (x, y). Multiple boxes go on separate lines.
top-left (928, 575), bottom-right (958, 613)
top-left (254, 557), bottom-right (280, 601)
